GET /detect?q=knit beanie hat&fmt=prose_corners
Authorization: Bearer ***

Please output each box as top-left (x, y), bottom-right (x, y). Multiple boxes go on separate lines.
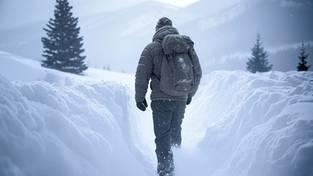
top-left (155, 17), bottom-right (173, 31)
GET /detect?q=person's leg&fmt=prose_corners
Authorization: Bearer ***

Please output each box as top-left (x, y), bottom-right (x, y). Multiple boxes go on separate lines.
top-left (170, 101), bottom-right (186, 147)
top-left (151, 101), bottom-right (175, 176)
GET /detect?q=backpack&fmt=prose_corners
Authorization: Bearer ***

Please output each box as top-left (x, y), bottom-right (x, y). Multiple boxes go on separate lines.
top-left (160, 34), bottom-right (196, 96)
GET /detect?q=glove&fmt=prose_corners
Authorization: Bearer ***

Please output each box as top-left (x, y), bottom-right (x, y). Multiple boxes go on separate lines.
top-left (186, 96), bottom-right (192, 105)
top-left (136, 99), bottom-right (148, 111)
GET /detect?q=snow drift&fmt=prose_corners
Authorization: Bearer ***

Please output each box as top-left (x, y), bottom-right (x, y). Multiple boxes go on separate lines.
top-left (0, 52), bottom-right (313, 176)
top-left (178, 71), bottom-right (313, 176)
top-left (0, 52), bottom-right (148, 176)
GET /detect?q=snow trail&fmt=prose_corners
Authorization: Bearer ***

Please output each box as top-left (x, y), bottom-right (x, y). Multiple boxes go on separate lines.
top-left (1, 52), bottom-right (313, 176)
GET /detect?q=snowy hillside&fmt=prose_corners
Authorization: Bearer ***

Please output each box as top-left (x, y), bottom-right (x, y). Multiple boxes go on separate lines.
top-left (1, 0), bottom-right (312, 72)
top-left (1, 52), bottom-right (312, 176)
top-left (0, 1), bottom-right (178, 71)
top-left (182, 0), bottom-right (313, 71)
top-left (80, 1), bottom-right (178, 69)
top-left (0, 0), bottom-right (147, 30)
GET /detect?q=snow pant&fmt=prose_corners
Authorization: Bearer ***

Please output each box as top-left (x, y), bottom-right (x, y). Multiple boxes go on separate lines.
top-left (151, 100), bottom-right (186, 176)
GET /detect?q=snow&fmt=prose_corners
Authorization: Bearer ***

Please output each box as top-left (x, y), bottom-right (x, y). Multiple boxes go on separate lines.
top-left (179, 71), bottom-right (313, 176)
top-left (0, 52), bottom-right (147, 176)
top-left (1, 52), bottom-right (313, 176)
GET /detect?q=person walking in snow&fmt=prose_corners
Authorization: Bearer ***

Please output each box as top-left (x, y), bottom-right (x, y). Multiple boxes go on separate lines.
top-left (135, 17), bottom-right (202, 176)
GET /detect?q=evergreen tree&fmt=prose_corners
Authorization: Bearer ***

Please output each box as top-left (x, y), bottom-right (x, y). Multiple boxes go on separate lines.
top-left (297, 42), bottom-right (310, 71)
top-left (246, 34), bottom-right (272, 73)
top-left (41, 0), bottom-right (87, 74)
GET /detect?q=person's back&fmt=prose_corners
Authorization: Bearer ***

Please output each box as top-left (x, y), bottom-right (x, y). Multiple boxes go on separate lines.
top-left (135, 17), bottom-right (202, 176)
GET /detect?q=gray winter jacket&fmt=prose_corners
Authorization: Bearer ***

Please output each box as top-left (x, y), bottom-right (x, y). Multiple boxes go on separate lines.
top-left (135, 26), bottom-right (202, 103)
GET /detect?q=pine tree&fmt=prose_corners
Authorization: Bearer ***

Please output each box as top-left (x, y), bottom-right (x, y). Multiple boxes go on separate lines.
top-left (41, 0), bottom-right (87, 74)
top-left (246, 34), bottom-right (272, 73)
top-left (297, 42), bottom-right (310, 71)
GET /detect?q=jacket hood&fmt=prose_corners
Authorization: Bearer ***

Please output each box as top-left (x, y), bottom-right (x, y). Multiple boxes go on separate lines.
top-left (153, 26), bottom-right (179, 43)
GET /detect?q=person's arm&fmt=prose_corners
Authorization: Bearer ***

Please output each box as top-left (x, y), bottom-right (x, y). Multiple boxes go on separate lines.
top-left (135, 45), bottom-right (153, 105)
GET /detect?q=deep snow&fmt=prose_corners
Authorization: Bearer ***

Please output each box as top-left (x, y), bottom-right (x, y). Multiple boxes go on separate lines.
top-left (0, 51), bottom-right (148, 176)
top-left (0, 51), bottom-right (313, 176)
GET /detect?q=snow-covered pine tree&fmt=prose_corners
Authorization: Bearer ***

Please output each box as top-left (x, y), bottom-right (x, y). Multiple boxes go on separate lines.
top-left (246, 34), bottom-right (272, 73)
top-left (41, 0), bottom-right (87, 74)
top-left (297, 42), bottom-right (310, 71)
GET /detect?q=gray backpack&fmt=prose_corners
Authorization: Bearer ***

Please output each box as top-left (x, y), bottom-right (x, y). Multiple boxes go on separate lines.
top-left (160, 34), bottom-right (196, 96)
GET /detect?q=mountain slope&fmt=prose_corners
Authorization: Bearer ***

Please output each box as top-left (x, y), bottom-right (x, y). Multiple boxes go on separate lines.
top-left (180, 0), bottom-right (313, 71)
top-left (0, 1), bottom-right (178, 71)
top-left (0, 0), bottom-right (147, 30)
top-left (80, 1), bottom-right (178, 70)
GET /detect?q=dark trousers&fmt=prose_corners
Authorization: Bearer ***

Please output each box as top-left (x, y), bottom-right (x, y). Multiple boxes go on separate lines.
top-left (151, 100), bottom-right (186, 176)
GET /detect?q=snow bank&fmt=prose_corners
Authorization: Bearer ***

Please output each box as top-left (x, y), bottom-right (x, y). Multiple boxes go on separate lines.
top-left (0, 52), bottom-right (148, 176)
top-left (178, 71), bottom-right (313, 176)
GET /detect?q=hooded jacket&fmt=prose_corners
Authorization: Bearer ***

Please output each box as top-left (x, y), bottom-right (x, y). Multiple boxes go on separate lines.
top-left (135, 26), bottom-right (202, 103)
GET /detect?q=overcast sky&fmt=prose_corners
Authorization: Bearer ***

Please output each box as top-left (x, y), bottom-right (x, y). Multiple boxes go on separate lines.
top-left (156, 0), bottom-right (199, 6)
top-left (0, 0), bottom-right (201, 29)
